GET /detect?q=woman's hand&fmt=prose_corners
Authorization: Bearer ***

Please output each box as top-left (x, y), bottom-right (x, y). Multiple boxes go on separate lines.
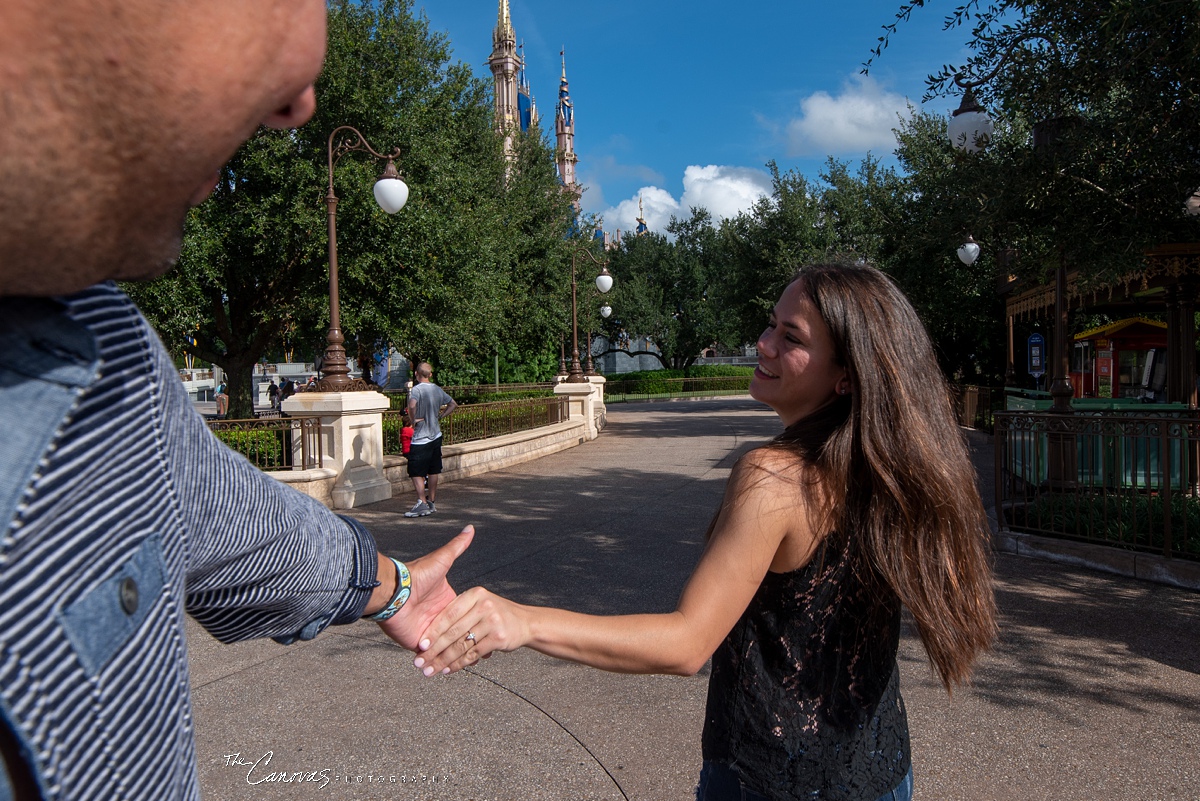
top-left (412, 586), bottom-right (528, 676)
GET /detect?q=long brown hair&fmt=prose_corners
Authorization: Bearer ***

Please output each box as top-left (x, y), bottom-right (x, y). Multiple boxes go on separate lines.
top-left (773, 262), bottom-right (997, 691)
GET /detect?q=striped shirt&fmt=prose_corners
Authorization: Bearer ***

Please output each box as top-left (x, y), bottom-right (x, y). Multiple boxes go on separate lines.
top-left (0, 284), bottom-right (378, 800)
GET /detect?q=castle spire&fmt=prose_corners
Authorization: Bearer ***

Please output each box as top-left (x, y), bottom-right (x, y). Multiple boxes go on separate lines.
top-left (496, 0), bottom-right (513, 40)
top-left (489, 0), bottom-right (520, 151)
top-left (555, 46), bottom-right (579, 212)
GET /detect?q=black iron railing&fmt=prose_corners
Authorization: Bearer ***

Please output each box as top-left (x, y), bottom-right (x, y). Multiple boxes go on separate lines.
top-left (995, 410), bottom-right (1200, 560)
top-left (208, 416), bottom-right (323, 471)
top-left (382, 395), bottom-right (569, 454)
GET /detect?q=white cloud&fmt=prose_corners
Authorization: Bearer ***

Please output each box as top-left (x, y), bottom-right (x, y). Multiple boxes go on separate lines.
top-left (679, 165), bottom-right (772, 221)
top-left (598, 165), bottom-right (772, 235)
top-left (785, 75), bottom-right (912, 157)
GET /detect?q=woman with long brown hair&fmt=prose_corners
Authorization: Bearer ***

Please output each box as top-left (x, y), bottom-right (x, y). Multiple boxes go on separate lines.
top-left (415, 262), bottom-right (997, 801)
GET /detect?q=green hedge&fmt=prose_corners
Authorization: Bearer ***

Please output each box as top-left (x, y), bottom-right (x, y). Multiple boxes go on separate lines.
top-left (452, 388), bottom-right (555, 404)
top-left (604, 373), bottom-right (752, 398)
top-left (214, 429), bottom-right (286, 469)
top-left (383, 387), bottom-right (554, 409)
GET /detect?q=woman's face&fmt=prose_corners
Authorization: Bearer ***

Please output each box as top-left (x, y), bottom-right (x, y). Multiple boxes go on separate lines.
top-left (751, 280), bottom-right (849, 427)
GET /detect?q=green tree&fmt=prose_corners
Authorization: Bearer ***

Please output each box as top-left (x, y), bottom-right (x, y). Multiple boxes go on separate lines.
top-left (126, 0), bottom-right (574, 418)
top-left (717, 164), bottom-right (831, 347)
top-left (883, 112), bottom-right (1008, 380)
top-left (869, 0), bottom-right (1200, 285)
top-left (603, 210), bottom-right (734, 370)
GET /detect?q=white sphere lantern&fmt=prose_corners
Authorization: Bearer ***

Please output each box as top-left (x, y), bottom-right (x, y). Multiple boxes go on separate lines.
top-left (1186, 189), bottom-right (1200, 216)
top-left (949, 89), bottom-right (994, 154)
top-left (372, 160), bottom-right (409, 214)
top-left (957, 235), bottom-right (981, 266)
top-left (595, 266), bottom-right (614, 294)
top-left (600, 304), bottom-right (612, 319)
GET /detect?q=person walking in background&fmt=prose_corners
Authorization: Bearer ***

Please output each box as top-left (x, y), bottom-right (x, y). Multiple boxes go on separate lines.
top-left (268, 378), bottom-right (280, 410)
top-left (404, 362), bottom-right (457, 517)
top-left (214, 379), bottom-right (229, 417)
top-left (415, 262), bottom-right (998, 801)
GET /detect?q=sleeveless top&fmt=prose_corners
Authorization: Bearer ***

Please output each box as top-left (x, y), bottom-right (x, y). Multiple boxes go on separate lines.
top-left (701, 533), bottom-right (911, 800)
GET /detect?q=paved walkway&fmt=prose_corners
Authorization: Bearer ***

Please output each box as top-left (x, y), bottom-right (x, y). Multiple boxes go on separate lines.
top-left (189, 397), bottom-right (1200, 800)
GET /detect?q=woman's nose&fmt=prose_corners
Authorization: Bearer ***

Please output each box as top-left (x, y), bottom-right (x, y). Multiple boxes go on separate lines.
top-left (756, 329), bottom-right (774, 356)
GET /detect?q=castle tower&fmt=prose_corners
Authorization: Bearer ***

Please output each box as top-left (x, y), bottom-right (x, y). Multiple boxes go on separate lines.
top-left (556, 50), bottom-right (581, 213)
top-left (488, 0), bottom-right (520, 151)
top-left (517, 42), bottom-right (538, 132)
top-left (635, 195), bottom-right (649, 235)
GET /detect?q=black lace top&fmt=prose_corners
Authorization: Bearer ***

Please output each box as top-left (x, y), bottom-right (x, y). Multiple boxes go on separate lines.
top-left (701, 533), bottom-right (910, 800)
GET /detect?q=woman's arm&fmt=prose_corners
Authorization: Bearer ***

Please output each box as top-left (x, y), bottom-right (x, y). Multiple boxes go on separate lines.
top-left (414, 449), bottom-right (819, 676)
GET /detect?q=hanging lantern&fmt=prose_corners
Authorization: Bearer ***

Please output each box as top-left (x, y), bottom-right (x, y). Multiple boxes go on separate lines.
top-left (957, 235), bottom-right (981, 266)
top-left (948, 89), bottom-right (994, 154)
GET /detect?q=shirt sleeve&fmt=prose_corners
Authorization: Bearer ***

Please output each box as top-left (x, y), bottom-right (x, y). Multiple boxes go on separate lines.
top-left (145, 320), bottom-right (378, 644)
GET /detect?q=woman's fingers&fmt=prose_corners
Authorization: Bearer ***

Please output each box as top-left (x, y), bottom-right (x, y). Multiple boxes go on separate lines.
top-left (413, 586), bottom-right (489, 673)
top-left (414, 588), bottom-right (522, 675)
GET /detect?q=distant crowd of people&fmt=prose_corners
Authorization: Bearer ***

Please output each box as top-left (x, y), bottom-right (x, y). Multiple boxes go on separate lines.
top-left (211, 374), bottom-right (322, 417)
top-left (266, 375), bottom-right (313, 410)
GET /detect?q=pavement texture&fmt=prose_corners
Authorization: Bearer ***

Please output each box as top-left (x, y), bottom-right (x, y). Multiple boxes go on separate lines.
top-left (189, 397), bottom-right (1200, 801)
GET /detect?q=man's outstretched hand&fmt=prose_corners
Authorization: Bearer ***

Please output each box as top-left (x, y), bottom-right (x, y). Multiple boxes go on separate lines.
top-left (376, 525), bottom-right (475, 650)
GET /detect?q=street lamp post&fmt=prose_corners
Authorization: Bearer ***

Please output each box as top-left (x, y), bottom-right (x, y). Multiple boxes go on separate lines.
top-left (317, 125), bottom-right (409, 392)
top-left (565, 246), bottom-right (613, 383)
top-left (948, 36), bottom-right (1076, 488)
top-left (948, 35), bottom-right (1077, 413)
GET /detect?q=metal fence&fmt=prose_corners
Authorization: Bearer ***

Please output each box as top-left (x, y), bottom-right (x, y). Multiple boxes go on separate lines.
top-left (604, 375), bottom-right (752, 403)
top-left (949, 385), bottom-right (1001, 432)
top-left (382, 395), bottom-right (569, 454)
top-left (208, 416), bottom-right (323, 471)
top-left (995, 410), bottom-right (1200, 560)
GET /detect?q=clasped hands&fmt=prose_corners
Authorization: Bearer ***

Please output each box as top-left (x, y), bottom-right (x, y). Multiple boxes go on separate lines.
top-left (372, 524), bottom-right (519, 675)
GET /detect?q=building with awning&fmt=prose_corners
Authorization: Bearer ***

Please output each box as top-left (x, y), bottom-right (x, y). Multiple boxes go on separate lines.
top-left (1002, 243), bottom-right (1199, 407)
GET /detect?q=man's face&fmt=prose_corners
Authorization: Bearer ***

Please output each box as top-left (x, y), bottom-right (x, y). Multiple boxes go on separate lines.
top-left (0, 0), bottom-right (327, 296)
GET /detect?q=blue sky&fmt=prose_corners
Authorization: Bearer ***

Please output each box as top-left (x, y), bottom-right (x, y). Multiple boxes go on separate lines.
top-left (418, 1), bottom-right (976, 234)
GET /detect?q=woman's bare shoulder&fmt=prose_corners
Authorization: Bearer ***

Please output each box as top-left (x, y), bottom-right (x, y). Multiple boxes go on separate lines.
top-left (732, 445), bottom-right (811, 483)
top-left (730, 446), bottom-right (828, 571)
top-left (725, 446), bottom-right (814, 506)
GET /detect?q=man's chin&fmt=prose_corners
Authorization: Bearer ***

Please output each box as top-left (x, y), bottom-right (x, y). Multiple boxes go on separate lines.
top-left (189, 172), bottom-right (221, 207)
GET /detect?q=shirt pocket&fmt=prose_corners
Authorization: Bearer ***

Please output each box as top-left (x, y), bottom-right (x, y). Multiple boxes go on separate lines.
top-left (57, 534), bottom-right (166, 677)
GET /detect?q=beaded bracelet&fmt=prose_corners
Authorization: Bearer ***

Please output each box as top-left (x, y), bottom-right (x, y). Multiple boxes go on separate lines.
top-left (365, 557), bottom-right (411, 621)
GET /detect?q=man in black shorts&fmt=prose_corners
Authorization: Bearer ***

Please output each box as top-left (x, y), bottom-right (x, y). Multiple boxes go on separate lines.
top-left (405, 362), bottom-right (457, 517)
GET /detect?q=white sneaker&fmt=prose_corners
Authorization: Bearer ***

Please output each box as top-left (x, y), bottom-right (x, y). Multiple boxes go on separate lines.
top-left (404, 501), bottom-right (431, 518)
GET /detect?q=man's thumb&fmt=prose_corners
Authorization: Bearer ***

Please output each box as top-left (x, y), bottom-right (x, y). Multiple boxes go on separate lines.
top-left (437, 525), bottom-right (475, 562)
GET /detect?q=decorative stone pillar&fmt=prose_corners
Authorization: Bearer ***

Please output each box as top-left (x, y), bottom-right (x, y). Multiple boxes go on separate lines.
top-left (281, 391), bottom-right (392, 509)
top-left (587, 375), bottom-right (607, 431)
top-left (554, 381), bottom-right (600, 440)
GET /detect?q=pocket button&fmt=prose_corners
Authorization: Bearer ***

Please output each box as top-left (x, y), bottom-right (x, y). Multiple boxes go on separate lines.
top-left (118, 577), bottom-right (139, 615)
